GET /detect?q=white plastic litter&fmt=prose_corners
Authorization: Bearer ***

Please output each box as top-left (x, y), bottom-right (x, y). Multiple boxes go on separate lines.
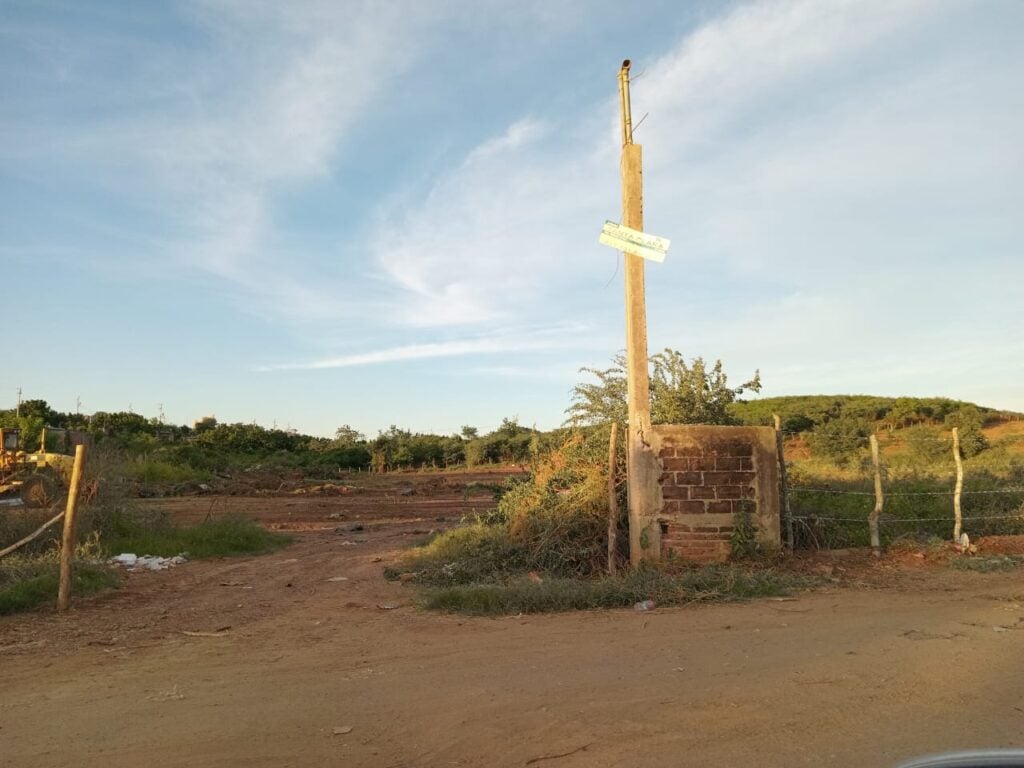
top-left (108, 553), bottom-right (188, 571)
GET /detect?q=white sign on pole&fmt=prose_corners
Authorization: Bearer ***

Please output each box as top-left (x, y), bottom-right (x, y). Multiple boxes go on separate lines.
top-left (598, 220), bottom-right (670, 263)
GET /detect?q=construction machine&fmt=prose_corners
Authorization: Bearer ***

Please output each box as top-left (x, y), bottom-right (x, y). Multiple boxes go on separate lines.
top-left (0, 427), bottom-right (74, 507)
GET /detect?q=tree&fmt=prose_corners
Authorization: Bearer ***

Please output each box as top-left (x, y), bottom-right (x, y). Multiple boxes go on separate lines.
top-left (887, 397), bottom-right (922, 431)
top-left (460, 425), bottom-right (479, 440)
top-left (193, 416), bottom-right (218, 434)
top-left (903, 424), bottom-right (947, 466)
top-left (333, 424), bottom-right (363, 446)
top-left (566, 349), bottom-right (761, 427)
top-left (945, 406), bottom-right (987, 457)
top-left (808, 416), bottom-right (870, 466)
top-left (18, 399), bottom-right (57, 423)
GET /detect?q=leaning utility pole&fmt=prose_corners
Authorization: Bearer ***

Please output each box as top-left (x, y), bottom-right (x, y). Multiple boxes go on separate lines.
top-left (618, 60), bottom-right (658, 565)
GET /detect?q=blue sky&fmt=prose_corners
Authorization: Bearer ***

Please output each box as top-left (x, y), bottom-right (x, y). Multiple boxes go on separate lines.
top-left (2, 0), bottom-right (1022, 437)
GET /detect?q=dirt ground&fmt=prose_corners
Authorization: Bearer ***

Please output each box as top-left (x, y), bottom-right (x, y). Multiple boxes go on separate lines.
top-left (2, 471), bottom-right (1023, 768)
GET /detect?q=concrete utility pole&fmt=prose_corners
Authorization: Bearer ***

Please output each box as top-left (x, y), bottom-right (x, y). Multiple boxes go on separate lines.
top-left (16, 386), bottom-right (22, 417)
top-left (618, 60), bottom-right (659, 565)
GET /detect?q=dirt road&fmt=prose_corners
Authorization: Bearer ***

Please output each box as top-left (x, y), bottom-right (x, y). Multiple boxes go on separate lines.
top-left (2, 486), bottom-right (1022, 767)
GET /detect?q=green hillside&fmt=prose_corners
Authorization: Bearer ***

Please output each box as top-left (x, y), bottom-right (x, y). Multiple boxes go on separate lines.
top-left (729, 394), bottom-right (1021, 433)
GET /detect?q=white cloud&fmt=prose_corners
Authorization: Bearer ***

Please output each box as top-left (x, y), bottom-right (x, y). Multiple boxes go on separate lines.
top-left (256, 323), bottom-right (601, 371)
top-left (369, 0), bottom-right (958, 329)
top-left (368, 0), bottom-right (1023, 407)
top-left (2, 1), bottom-right (432, 323)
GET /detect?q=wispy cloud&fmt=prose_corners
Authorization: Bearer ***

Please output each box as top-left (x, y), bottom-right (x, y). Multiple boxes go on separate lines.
top-left (2, 1), bottom-right (434, 323)
top-left (367, 0), bottom-right (955, 330)
top-left (256, 323), bottom-right (601, 371)
top-left (366, 0), bottom-right (1023, 406)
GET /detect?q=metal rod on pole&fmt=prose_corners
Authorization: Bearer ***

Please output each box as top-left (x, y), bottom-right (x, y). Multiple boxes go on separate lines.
top-left (618, 59), bottom-right (633, 146)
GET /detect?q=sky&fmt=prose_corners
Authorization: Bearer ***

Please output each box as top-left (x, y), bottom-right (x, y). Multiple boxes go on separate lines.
top-left (1, 0), bottom-right (1022, 437)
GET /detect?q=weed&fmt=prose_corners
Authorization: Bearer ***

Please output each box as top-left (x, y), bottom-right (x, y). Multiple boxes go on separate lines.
top-left (947, 554), bottom-right (1022, 573)
top-left (731, 500), bottom-right (759, 558)
top-left (125, 457), bottom-right (211, 485)
top-left (420, 564), bottom-right (812, 616)
top-left (0, 555), bottom-right (119, 616)
top-left (391, 431), bottom-right (620, 584)
top-left (386, 521), bottom-right (526, 585)
top-left (102, 515), bottom-right (290, 558)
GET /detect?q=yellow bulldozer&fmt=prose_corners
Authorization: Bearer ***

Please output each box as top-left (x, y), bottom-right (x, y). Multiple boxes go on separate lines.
top-left (0, 427), bottom-right (75, 507)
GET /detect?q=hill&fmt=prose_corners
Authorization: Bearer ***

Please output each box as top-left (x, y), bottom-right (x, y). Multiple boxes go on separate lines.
top-left (729, 394), bottom-right (1023, 433)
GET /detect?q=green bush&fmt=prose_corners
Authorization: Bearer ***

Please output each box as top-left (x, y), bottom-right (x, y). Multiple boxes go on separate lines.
top-left (126, 457), bottom-right (211, 484)
top-left (387, 429), bottom-right (622, 586)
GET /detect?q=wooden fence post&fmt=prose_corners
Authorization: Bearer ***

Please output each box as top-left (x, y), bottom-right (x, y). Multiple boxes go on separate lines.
top-left (57, 444), bottom-right (87, 611)
top-left (868, 434), bottom-right (883, 558)
top-left (952, 427), bottom-right (964, 543)
top-left (773, 414), bottom-right (793, 551)
top-left (607, 423), bottom-right (619, 576)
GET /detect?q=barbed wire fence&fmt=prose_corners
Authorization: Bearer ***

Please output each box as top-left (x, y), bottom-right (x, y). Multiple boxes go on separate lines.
top-left (775, 423), bottom-right (1024, 552)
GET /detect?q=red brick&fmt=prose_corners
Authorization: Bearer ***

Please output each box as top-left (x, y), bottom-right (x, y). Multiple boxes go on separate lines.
top-left (704, 471), bottom-right (754, 486)
top-left (690, 485), bottom-right (716, 500)
top-left (659, 447), bottom-right (676, 459)
top-left (660, 458), bottom-right (686, 471)
top-left (741, 485), bottom-right (757, 500)
top-left (738, 457), bottom-right (754, 471)
top-left (663, 523), bottom-right (693, 533)
top-left (689, 457), bottom-right (715, 471)
top-left (674, 445), bottom-right (703, 457)
top-left (706, 500), bottom-right (734, 514)
top-left (661, 485), bottom-right (689, 500)
top-left (675, 471), bottom-right (703, 485)
top-left (716, 485), bottom-right (741, 500)
top-left (660, 500), bottom-right (680, 514)
top-left (715, 457), bottom-right (741, 471)
top-left (732, 443), bottom-right (754, 457)
top-left (678, 500), bottom-right (707, 514)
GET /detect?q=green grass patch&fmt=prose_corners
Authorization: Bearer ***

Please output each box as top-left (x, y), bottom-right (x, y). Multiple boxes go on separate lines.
top-left (0, 557), bottom-right (119, 616)
top-left (420, 565), bottom-right (812, 616)
top-left (947, 554), bottom-right (1023, 573)
top-left (125, 457), bottom-right (212, 484)
top-left (386, 521), bottom-right (528, 585)
top-left (103, 516), bottom-right (290, 558)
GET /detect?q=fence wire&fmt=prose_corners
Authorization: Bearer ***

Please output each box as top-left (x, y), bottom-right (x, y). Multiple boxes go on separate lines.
top-left (792, 487), bottom-right (1024, 497)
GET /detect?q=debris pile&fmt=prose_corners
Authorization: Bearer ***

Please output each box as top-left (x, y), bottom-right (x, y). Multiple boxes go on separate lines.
top-left (108, 552), bottom-right (188, 571)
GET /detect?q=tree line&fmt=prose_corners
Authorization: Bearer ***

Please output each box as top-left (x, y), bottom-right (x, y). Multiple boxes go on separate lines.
top-left (5, 352), bottom-right (1013, 475)
top-left (0, 400), bottom-right (537, 473)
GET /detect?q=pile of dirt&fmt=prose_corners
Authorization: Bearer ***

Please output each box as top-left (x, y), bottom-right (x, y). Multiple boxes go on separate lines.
top-left (290, 483), bottom-right (353, 497)
top-left (975, 535), bottom-right (1024, 555)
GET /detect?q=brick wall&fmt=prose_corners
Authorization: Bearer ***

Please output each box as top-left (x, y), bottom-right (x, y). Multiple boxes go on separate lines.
top-left (651, 425), bottom-right (780, 563)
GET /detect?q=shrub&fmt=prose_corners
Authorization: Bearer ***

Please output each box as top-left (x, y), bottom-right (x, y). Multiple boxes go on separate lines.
top-left (391, 429), bottom-right (621, 584)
